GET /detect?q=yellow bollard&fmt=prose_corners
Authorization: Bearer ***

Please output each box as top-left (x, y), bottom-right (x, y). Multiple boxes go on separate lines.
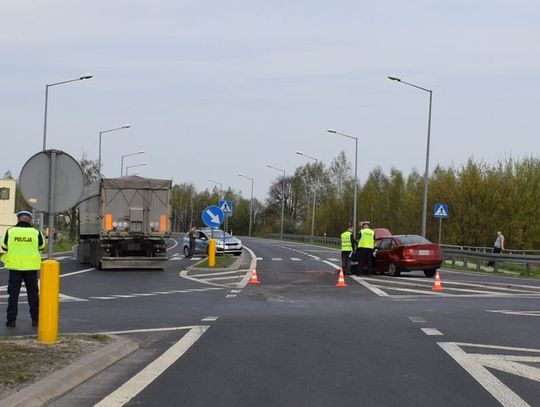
top-left (208, 239), bottom-right (216, 267)
top-left (38, 259), bottom-right (60, 344)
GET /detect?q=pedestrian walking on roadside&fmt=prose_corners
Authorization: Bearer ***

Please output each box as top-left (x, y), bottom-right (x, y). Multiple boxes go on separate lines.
top-left (356, 221), bottom-right (375, 276)
top-left (340, 224), bottom-right (356, 274)
top-left (187, 226), bottom-right (197, 258)
top-left (487, 230), bottom-right (504, 267)
top-left (1, 211), bottom-right (45, 328)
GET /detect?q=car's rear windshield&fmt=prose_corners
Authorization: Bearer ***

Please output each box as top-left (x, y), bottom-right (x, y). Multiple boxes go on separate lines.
top-left (395, 235), bottom-right (430, 245)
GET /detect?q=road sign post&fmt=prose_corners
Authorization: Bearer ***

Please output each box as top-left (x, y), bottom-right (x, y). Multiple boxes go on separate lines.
top-left (434, 203), bottom-right (449, 244)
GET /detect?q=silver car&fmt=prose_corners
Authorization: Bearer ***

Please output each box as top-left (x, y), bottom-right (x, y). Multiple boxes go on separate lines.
top-left (182, 229), bottom-right (243, 257)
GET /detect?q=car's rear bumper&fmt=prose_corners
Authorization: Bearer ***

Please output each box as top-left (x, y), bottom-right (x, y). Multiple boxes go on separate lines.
top-left (397, 259), bottom-right (442, 271)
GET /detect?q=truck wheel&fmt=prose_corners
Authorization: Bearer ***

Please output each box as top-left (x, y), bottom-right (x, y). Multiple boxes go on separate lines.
top-left (387, 263), bottom-right (400, 277)
top-left (183, 246), bottom-right (190, 257)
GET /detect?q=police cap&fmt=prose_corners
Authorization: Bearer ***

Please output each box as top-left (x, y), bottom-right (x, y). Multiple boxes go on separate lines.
top-left (16, 210), bottom-right (33, 219)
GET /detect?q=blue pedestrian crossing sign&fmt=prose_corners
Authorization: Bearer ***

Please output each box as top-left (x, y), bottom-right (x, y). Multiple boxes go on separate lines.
top-left (219, 200), bottom-right (233, 216)
top-left (202, 205), bottom-right (225, 228)
top-left (434, 203), bottom-right (449, 219)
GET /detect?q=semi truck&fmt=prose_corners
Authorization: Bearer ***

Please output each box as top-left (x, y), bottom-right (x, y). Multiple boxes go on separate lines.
top-left (76, 176), bottom-right (172, 269)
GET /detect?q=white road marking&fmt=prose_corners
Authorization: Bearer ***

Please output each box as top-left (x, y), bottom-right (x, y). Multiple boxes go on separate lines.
top-left (409, 317), bottom-right (426, 323)
top-left (272, 258), bottom-right (282, 261)
top-left (350, 276), bottom-right (389, 297)
top-left (205, 275), bottom-right (244, 281)
top-left (326, 258), bottom-right (340, 262)
top-left (61, 268), bottom-right (95, 277)
top-left (256, 257), bottom-right (263, 261)
top-left (290, 258), bottom-right (301, 261)
top-left (201, 316), bottom-right (218, 321)
top-left (421, 328), bottom-right (443, 336)
top-left (487, 310), bottom-right (540, 317)
top-left (230, 289), bottom-right (242, 293)
top-left (438, 342), bottom-right (540, 407)
top-left (226, 294), bottom-right (237, 298)
top-left (195, 270), bottom-right (246, 278)
top-left (95, 325), bottom-right (208, 407)
top-left (90, 296), bottom-right (116, 300)
top-left (167, 238), bottom-right (179, 251)
top-left (170, 257), bottom-right (183, 261)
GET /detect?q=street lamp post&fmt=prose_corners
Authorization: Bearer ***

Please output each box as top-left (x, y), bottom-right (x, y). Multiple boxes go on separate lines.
top-left (238, 173), bottom-right (254, 237)
top-left (208, 179), bottom-right (223, 200)
top-left (266, 164), bottom-right (286, 239)
top-left (388, 76), bottom-right (433, 237)
top-left (296, 151), bottom-right (320, 239)
top-left (125, 163), bottom-right (146, 175)
top-left (99, 124), bottom-right (131, 178)
top-left (328, 129), bottom-right (359, 236)
top-left (121, 150), bottom-right (145, 176)
top-left (42, 73), bottom-right (94, 151)
top-left (41, 73), bottom-right (93, 234)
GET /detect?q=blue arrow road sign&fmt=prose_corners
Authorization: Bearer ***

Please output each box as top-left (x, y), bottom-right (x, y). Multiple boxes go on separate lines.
top-left (434, 203), bottom-right (449, 219)
top-left (202, 205), bottom-right (224, 228)
top-left (219, 200), bottom-right (233, 216)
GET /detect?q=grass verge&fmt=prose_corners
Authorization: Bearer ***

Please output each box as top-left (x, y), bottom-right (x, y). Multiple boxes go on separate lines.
top-left (195, 255), bottom-right (238, 268)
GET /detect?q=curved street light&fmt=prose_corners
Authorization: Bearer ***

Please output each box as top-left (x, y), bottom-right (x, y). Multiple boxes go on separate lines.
top-left (388, 75), bottom-right (433, 237)
top-left (121, 150), bottom-right (145, 176)
top-left (125, 162), bottom-right (146, 175)
top-left (328, 129), bottom-right (359, 236)
top-left (98, 124), bottom-right (131, 178)
top-left (42, 73), bottom-right (94, 150)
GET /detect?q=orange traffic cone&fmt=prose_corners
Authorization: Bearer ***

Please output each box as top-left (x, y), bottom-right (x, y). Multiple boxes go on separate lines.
top-left (249, 269), bottom-right (261, 285)
top-left (432, 271), bottom-right (443, 291)
top-left (336, 268), bottom-right (347, 287)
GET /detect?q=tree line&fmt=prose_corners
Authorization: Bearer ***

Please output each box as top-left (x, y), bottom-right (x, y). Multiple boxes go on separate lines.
top-left (5, 153), bottom-right (540, 249)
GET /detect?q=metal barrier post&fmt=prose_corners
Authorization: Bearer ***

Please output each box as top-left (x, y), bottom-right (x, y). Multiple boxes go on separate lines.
top-left (208, 239), bottom-right (216, 267)
top-left (38, 259), bottom-right (60, 344)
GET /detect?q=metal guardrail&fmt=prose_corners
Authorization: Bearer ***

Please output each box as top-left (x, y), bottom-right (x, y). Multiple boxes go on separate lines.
top-left (267, 233), bottom-right (540, 276)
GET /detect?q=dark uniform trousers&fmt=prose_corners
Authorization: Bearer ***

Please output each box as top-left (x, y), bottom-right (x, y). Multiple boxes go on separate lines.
top-left (357, 248), bottom-right (374, 275)
top-left (341, 251), bottom-right (351, 273)
top-left (7, 270), bottom-right (39, 322)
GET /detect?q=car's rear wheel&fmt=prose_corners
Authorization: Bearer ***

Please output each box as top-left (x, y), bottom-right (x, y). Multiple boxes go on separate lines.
top-left (387, 262), bottom-right (400, 277)
top-left (183, 246), bottom-right (190, 257)
top-left (423, 269), bottom-right (436, 278)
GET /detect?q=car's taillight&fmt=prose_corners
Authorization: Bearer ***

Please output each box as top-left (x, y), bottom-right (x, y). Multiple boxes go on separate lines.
top-left (402, 247), bottom-right (414, 259)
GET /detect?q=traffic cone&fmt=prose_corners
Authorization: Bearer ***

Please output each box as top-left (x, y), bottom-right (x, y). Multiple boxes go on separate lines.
top-left (432, 271), bottom-right (443, 291)
top-left (336, 268), bottom-right (347, 287)
top-left (249, 269), bottom-right (261, 285)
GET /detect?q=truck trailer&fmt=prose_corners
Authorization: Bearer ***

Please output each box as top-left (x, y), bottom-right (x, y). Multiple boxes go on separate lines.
top-left (76, 176), bottom-right (172, 269)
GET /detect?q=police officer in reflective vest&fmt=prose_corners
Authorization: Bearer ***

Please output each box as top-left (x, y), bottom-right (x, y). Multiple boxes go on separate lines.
top-left (1, 211), bottom-right (45, 327)
top-left (340, 224), bottom-right (356, 274)
top-left (357, 220), bottom-right (375, 276)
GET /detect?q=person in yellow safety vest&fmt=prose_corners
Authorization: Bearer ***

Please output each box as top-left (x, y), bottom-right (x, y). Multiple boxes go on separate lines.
top-left (356, 220), bottom-right (375, 276)
top-left (1, 211), bottom-right (45, 328)
top-left (340, 224), bottom-right (356, 274)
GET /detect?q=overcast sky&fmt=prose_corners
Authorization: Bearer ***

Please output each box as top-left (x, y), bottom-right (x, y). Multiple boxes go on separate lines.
top-left (2, 0), bottom-right (539, 200)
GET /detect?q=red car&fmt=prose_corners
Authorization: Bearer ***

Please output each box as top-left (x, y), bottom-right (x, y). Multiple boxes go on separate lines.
top-left (374, 235), bottom-right (442, 277)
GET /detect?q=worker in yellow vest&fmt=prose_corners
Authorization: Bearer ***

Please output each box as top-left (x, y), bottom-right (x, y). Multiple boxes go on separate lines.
top-left (357, 220), bottom-right (375, 276)
top-left (340, 224), bottom-right (356, 274)
top-left (1, 211), bottom-right (45, 327)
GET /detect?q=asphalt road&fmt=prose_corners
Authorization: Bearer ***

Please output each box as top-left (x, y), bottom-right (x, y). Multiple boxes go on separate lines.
top-left (2, 237), bottom-right (539, 406)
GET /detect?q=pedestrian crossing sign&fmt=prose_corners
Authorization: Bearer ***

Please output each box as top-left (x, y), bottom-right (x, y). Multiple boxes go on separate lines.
top-left (219, 200), bottom-right (233, 216)
top-left (434, 203), bottom-right (448, 219)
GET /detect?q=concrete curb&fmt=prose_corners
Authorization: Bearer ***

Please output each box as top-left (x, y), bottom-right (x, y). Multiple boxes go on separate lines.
top-left (0, 335), bottom-right (139, 407)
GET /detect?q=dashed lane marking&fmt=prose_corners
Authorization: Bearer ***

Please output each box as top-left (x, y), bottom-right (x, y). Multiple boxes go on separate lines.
top-left (290, 258), bottom-right (301, 261)
top-left (226, 294), bottom-right (237, 298)
top-left (421, 328), bottom-right (443, 336)
top-left (271, 258), bottom-right (282, 261)
top-left (409, 317), bottom-right (426, 323)
top-left (202, 316), bottom-right (219, 322)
